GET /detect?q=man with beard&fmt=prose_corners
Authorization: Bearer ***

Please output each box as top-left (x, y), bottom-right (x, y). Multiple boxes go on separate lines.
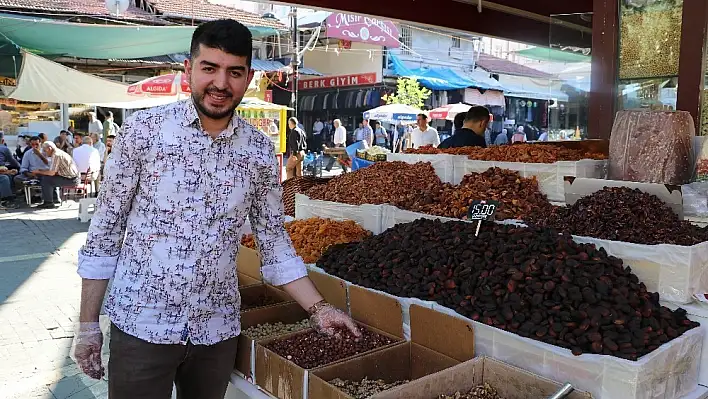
top-left (74, 20), bottom-right (360, 399)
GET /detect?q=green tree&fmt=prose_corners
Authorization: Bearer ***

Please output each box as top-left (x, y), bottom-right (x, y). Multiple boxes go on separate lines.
top-left (382, 77), bottom-right (431, 109)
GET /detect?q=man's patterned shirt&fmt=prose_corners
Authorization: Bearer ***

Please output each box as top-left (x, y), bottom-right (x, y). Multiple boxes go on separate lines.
top-left (78, 99), bottom-right (307, 345)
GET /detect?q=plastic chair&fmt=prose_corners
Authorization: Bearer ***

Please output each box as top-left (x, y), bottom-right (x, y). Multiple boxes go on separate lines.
top-left (61, 169), bottom-right (94, 203)
top-left (78, 198), bottom-right (97, 223)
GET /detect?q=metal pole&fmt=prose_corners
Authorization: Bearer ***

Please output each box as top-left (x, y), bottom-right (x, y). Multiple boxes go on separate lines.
top-left (290, 6), bottom-right (299, 118)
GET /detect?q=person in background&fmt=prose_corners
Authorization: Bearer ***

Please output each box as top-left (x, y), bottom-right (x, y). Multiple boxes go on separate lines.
top-left (32, 141), bottom-right (80, 209)
top-left (38, 133), bottom-right (48, 144)
top-left (105, 135), bottom-right (115, 160)
top-left (90, 133), bottom-right (106, 162)
top-left (453, 112), bottom-right (466, 135)
top-left (58, 130), bottom-right (73, 154)
top-left (439, 106), bottom-right (489, 149)
top-left (512, 126), bottom-right (527, 143)
top-left (88, 112), bottom-right (104, 139)
top-left (73, 133), bottom-right (83, 149)
top-left (373, 121), bottom-right (388, 148)
top-left (0, 132), bottom-right (20, 207)
top-left (285, 117), bottom-right (307, 179)
top-left (73, 135), bottom-right (101, 182)
top-left (538, 129), bottom-right (549, 142)
top-left (408, 114), bottom-right (439, 149)
top-left (102, 111), bottom-right (118, 138)
top-left (14, 135), bottom-right (29, 162)
top-left (325, 119), bottom-right (347, 172)
top-left (311, 118), bottom-right (323, 153)
top-left (353, 122), bottom-right (364, 144)
top-left (14, 136), bottom-right (49, 186)
top-left (494, 128), bottom-right (509, 146)
top-left (361, 119), bottom-right (374, 147)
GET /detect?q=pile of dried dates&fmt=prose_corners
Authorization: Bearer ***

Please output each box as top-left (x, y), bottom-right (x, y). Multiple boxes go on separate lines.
top-left (407, 144), bottom-right (606, 163)
top-left (529, 187), bottom-right (708, 245)
top-left (318, 219), bottom-right (699, 360)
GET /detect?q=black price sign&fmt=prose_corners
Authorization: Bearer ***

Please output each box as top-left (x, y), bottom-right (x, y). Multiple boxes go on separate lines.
top-left (467, 200), bottom-right (500, 221)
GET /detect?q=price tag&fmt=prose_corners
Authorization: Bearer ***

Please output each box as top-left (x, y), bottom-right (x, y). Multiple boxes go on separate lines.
top-left (467, 200), bottom-right (500, 221)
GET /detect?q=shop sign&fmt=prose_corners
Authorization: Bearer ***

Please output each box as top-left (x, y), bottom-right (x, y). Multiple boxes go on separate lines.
top-left (0, 76), bottom-right (16, 86)
top-left (264, 89), bottom-right (273, 103)
top-left (326, 13), bottom-right (400, 48)
top-left (298, 73), bottom-right (378, 90)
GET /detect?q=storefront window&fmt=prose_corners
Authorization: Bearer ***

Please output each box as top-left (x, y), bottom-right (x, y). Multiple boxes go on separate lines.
top-left (617, 0), bottom-right (683, 112)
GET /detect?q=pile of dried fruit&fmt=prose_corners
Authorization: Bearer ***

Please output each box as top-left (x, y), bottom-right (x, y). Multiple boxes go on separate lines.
top-left (282, 176), bottom-right (330, 217)
top-left (241, 218), bottom-right (371, 263)
top-left (406, 144), bottom-right (606, 163)
top-left (318, 219), bottom-right (699, 360)
top-left (242, 320), bottom-right (310, 341)
top-left (416, 167), bottom-right (553, 220)
top-left (306, 161), bottom-right (444, 208)
top-left (529, 187), bottom-right (708, 246)
top-left (330, 377), bottom-right (409, 399)
top-left (264, 328), bottom-right (395, 369)
top-left (438, 383), bottom-right (502, 399)
top-left (304, 162), bottom-right (551, 221)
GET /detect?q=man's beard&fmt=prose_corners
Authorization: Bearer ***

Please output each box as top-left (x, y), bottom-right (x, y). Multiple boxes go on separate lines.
top-left (192, 86), bottom-right (242, 120)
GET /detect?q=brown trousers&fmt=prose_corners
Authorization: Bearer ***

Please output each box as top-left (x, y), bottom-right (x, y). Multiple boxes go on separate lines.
top-left (286, 151), bottom-right (305, 179)
top-left (108, 324), bottom-right (239, 399)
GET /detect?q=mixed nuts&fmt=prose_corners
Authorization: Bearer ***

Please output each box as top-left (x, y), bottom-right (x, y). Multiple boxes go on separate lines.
top-left (329, 377), bottom-right (409, 399)
top-left (264, 327), bottom-right (395, 369)
top-left (437, 383), bottom-right (503, 399)
top-left (242, 320), bottom-right (310, 341)
top-left (318, 219), bottom-right (699, 360)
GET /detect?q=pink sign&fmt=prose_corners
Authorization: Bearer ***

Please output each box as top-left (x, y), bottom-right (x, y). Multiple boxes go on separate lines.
top-left (325, 13), bottom-right (400, 48)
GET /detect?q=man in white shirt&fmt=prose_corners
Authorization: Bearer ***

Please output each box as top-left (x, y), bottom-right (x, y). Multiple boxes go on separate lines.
top-left (361, 119), bottom-right (374, 146)
top-left (333, 119), bottom-right (347, 146)
top-left (313, 118), bottom-right (324, 136)
top-left (409, 114), bottom-right (440, 148)
top-left (72, 135), bottom-right (101, 182)
top-left (90, 133), bottom-right (106, 162)
top-left (88, 112), bottom-right (104, 139)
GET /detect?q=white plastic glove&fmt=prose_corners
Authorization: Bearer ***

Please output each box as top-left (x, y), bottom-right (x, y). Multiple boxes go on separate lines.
top-left (308, 301), bottom-right (362, 338)
top-left (70, 322), bottom-right (105, 380)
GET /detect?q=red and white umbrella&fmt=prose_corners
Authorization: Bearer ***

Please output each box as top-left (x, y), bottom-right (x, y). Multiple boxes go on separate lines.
top-left (127, 72), bottom-right (191, 97)
top-left (428, 103), bottom-right (473, 120)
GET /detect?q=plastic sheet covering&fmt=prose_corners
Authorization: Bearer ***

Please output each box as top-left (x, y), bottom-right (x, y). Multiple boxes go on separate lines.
top-left (431, 303), bottom-right (702, 399)
top-left (385, 153), bottom-right (456, 183)
top-left (683, 182), bottom-right (708, 218)
top-left (571, 235), bottom-right (708, 304)
top-left (453, 159), bottom-right (608, 203)
top-left (609, 110), bottom-right (695, 185)
top-left (294, 194), bottom-right (384, 234)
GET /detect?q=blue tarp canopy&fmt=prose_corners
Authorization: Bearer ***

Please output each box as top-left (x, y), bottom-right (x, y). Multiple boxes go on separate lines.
top-left (388, 55), bottom-right (503, 91)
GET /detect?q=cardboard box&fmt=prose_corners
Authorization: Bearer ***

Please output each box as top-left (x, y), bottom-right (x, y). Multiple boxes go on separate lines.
top-left (240, 284), bottom-right (293, 312)
top-left (255, 284), bottom-right (405, 399)
top-left (564, 177), bottom-right (683, 218)
top-left (308, 304), bottom-right (475, 399)
top-left (238, 246), bottom-right (262, 280)
top-left (375, 356), bottom-right (591, 399)
top-left (236, 270), bottom-right (348, 382)
top-left (238, 272), bottom-right (261, 287)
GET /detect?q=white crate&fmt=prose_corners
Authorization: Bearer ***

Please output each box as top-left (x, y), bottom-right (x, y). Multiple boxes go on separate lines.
top-left (573, 236), bottom-right (708, 304)
top-left (294, 194), bottom-right (385, 234)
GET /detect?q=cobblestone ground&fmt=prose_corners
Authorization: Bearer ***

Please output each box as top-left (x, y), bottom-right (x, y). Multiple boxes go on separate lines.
top-left (0, 205), bottom-right (109, 399)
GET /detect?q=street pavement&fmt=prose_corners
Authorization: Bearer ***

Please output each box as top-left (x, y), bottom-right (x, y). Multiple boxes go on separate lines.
top-left (0, 164), bottom-right (343, 399)
top-left (0, 204), bottom-right (108, 399)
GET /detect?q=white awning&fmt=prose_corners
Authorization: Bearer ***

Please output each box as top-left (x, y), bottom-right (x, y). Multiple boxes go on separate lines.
top-left (498, 74), bottom-right (569, 102)
top-left (8, 51), bottom-right (181, 108)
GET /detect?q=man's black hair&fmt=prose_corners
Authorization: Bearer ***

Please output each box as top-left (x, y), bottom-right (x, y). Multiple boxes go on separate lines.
top-left (464, 106), bottom-right (491, 122)
top-left (190, 19), bottom-right (253, 68)
top-left (29, 136), bottom-right (40, 142)
top-left (453, 112), bottom-right (466, 130)
top-left (38, 133), bottom-right (47, 139)
top-left (417, 113), bottom-right (428, 121)
top-left (107, 134), bottom-right (117, 139)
